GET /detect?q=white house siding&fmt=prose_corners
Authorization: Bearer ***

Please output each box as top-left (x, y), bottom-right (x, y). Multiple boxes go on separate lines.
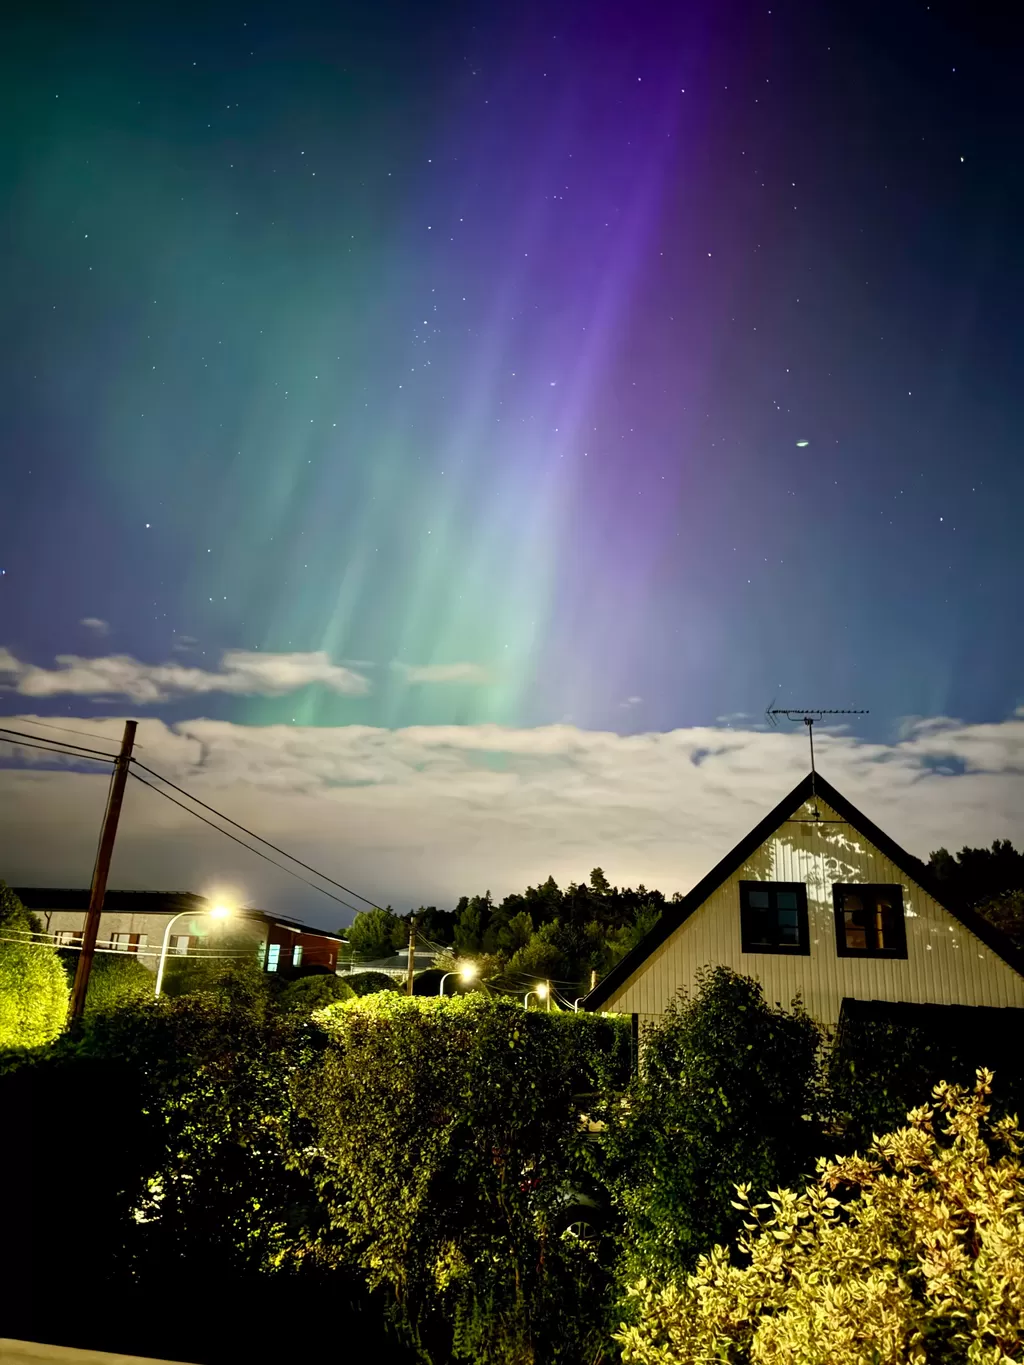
top-left (604, 798), bottom-right (1024, 1030)
top-left (30, 909), bottom-right (268, 971)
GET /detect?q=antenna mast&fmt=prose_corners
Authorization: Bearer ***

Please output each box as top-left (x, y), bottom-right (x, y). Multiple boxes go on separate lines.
top-left (764, 704), bottom-right (869, 811)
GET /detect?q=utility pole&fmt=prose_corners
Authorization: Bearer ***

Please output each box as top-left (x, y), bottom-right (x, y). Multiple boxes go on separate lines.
top-left (405, 912), bottom-right (417, 996)
top-left (68, 720), bottom-right (137, 1022)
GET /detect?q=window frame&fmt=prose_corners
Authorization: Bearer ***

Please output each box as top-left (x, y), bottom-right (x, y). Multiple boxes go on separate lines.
top-left (832, 883), bottom-right (908, 960)
top-left (738, 881), bottom-right (810, 956)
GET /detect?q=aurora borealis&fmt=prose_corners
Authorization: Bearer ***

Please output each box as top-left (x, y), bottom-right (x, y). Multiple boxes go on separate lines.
top-left (1, 2), bottom-right (1022, 914)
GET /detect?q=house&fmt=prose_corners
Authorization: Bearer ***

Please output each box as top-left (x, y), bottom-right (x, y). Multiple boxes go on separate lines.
top-left (12, 888), bottom-right (345, 977)
top-left (582, 772), bottom-right (1024, 1033)
top-left (339, 946), bottom-right (441, 981)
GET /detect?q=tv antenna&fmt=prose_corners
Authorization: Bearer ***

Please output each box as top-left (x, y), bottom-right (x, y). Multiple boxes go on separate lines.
top-left (765, 703), bottom-right (869, 811)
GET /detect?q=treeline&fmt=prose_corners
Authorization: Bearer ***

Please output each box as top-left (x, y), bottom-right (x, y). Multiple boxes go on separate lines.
top-left (344, 866), bottom-right (675, 990)
top-left (928, 838), bottom-right (1024, 948)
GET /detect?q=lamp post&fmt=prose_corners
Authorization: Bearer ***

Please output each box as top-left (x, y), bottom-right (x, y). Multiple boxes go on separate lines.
top-left (154, 904), bottom-right (232, 998)
top-left (524, 981), bottom-right (550, 1011)
top-left (439, 962), bottom-right (478, 996)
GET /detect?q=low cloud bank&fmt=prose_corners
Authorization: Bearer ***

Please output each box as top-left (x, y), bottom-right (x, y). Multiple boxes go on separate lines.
top-left (1, 711), bottom-right (1021, 925)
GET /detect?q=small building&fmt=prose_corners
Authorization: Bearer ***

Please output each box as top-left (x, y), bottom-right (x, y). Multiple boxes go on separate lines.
top-left (12, 887), bottom-right (344, 978)
top-left (582, 771), bottom-right (1024, 1032)
top-left (339, 947), bottom-right (440, 982)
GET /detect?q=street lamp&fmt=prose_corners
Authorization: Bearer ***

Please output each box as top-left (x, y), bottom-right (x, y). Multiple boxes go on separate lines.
top-left (154, 903), bottom-right (232, 998)
top-left (524, 981), bottom-right (550, 1011)
top-left (439, 961), bottom-right (478, 996)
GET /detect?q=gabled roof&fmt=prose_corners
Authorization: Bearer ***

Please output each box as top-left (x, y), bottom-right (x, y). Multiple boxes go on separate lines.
top-left (582, 771), bottom-right (1024, 1012)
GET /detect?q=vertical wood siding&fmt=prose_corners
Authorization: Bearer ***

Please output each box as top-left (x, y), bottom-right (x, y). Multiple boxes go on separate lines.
top-left (606, 798), bottom-right (1024, 1029)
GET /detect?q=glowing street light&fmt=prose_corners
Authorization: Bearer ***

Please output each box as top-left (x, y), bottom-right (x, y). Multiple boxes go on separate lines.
top-left (154, 903), bottom-right (233, 998)
top-left (439, 961), bottom-right (478, 996)
top-left (524, 981), bottom-right (550, 1011)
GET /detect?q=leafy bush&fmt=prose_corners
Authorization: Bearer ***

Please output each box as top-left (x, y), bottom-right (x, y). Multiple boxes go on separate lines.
top-left (297, 993), bottom-right (619, 1363)
top-left (827, 1005), bottom-right (1024, 1151)
top-left (343, 970), bottom-right (402, 997)
top-left (598, 966), bottom-right (823, 1283)
top-left (0, 882), bottom-right (68, 1049)
top-left (69, 951), bottom-right (154, 1015)
top-left (277, 973), bottom-right (355, 1014)
top-left (616, 1070), bottom-right (1024, 1365)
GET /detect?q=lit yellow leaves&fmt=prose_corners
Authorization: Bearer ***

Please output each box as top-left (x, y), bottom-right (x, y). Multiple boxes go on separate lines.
top-left (618, 1070), bottom-right (1024, 1364)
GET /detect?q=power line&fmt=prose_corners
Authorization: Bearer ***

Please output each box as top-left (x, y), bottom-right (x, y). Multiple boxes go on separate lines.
top-left (129, 770), bottom-right (367, 916)
top-left (131, 757), bottom-right (381, 911)
top-left (0, 726), bottom-right (119, 761)
top-left (8, 718), bottom-right (138, 747)
top-left (2, 725), bottom-right (382, 921)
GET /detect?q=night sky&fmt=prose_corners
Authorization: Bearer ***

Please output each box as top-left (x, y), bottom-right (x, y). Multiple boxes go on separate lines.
top-left (1, 1), bottom-right (1021, 916)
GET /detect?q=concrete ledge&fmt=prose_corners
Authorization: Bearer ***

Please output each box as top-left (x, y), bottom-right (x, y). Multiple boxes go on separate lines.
top-left (0, 1341), bottom-right (196, 1365)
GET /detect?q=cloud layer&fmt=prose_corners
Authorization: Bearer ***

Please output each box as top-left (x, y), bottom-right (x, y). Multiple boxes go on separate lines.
top-left (1, 710), bottom-right (1021, 926)
top-left (0, 648), bottom-right (370, 702)
top-left (0, 649), bottom-right (494, 701)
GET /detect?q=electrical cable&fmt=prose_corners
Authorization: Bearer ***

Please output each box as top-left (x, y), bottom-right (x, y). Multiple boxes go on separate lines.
top-left (130, 757), bottom-right (381, 910)
top-left (128, 770), bottom-right (367, 916)
top-left (0, 731), bottom-right (116, 762)
top-left (6, 718), bottom-right (135, 746)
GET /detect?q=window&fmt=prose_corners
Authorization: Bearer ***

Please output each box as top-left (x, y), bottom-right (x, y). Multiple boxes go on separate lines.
top-left (266, 943), bottom-right (281, 973)
top-left (739, 882), bottom-right (810, 955)
top-left (833, 884), bottom-right (907, 958)
top-left (111, 933), bottom-right (133, 952)
top-left (292, 945), bottom-right (303, 968)
top-left (54, 930), bottom-right (83, 947)
top-left (171, 934), bottom-right (191, 956)
top-left (134, 933), bottom-right (149, 953)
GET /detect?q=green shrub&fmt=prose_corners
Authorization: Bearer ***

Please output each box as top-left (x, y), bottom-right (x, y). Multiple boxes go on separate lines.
top-left (616, 1070), bottom-right (1024, 1365)
top-left (598, 966), bottom-right (823, 1283)
top-left (296, 993), bottom-right (616, 1363)
top-left (277, 973), bottom-right (355, 1014)
top-left (343, 970), bottom-right (401, 997)
top-left (0, 883), bottom-right (68, 1049)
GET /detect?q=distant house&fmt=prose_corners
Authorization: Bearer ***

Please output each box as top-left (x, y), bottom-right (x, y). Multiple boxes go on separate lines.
top-left (582, 772), bottom-right (1024, 1033)
top-left (12, 888), bottom-right (344, 977)
top-left (340, 946), bottom-right (440, 982)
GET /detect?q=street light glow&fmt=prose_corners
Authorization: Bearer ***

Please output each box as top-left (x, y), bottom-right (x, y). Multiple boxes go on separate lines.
top-left (536, 982), bottom-right (549, 999)
top-left (209, 904), bottom-right (233, 920)
top-left (459, 962), bottom-right (478, 981)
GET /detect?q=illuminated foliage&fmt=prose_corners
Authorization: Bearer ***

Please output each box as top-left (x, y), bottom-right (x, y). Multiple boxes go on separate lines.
top-left (0, 881), bottom-right (68, 1049)
top-left (296, 993), bottom-right (629, 1363)
top-left (616, 1070), bottom-right (1024, 1365)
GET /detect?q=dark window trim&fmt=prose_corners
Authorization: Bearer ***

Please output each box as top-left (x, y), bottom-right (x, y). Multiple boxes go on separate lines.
top-left (739, 881), bottom-right (810, 956)
top-left (832, 883), bottom-right (908, 960)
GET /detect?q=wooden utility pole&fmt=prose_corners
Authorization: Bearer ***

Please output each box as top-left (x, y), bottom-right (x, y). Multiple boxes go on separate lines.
top-left (405, 913), bottom-right (417, 996)
top-left (68, 719), bottom-right (137, 1022)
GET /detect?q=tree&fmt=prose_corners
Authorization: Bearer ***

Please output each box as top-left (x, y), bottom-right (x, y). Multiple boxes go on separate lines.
top-left (498, 910), bottom-right (533, 956)
top-left (0, 882), bottom-right (68, 1049)
top-left (453, 893), bottom-right (491, 955)
top-left (598, 966), bottom-right (823, 1283)
top-left (345, 906), bottom-right (399, 960)
top-left (930, 840), bottom-right (1024, 947)
top-left (616, 1070), bottom-right (1024, 1365)
top-left (507, 920), bottom-right (570, 983)
top-left (589, 867), bottom-right (612, 896)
